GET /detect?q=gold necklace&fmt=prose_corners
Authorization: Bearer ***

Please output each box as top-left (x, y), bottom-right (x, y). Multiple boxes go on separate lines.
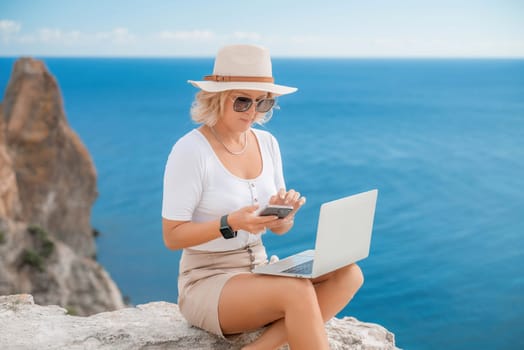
top-left (209, 126), bottom-right (248, 155)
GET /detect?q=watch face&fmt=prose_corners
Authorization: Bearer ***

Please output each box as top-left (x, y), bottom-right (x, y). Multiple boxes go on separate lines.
top-left (220, 215), bottom-right (237, 239)
top-left (220, 227), bottom-right (236, 239)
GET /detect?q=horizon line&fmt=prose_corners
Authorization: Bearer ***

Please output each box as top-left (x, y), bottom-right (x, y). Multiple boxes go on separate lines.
top-left (1, 55), bottom-right (524, 60)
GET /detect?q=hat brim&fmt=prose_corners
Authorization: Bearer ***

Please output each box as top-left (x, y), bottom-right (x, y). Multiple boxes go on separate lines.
top-left (187, 80), bottom-right (297, 96)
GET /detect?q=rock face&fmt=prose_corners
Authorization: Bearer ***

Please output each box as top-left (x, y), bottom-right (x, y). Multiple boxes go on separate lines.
top-left (0, 294), bottom-right (399, 350)
top-left (1, 58), bottom-right (97, 256)
top-left (0, 95), bottom-right (21, 220)
top-left (0, 58), bottom-right (124, 315)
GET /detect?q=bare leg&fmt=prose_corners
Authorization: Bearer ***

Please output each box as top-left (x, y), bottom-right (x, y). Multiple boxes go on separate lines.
top-left (244, 263), bottom-right (364, 349)
top-left (314, 263), bottom-right (364, 321)
top-left (218, 274), bottom-right (329, 350)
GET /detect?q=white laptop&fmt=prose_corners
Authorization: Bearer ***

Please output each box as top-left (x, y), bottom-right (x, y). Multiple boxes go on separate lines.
top-left (253, 189), bottom-right (378, 279)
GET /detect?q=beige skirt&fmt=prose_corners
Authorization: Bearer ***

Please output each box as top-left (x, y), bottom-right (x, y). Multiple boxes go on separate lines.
top-left (178, 240), bottom-right (268, 338)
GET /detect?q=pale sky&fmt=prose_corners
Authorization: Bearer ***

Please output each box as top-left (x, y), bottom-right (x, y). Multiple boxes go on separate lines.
top-left (1, 0), bottom-right (523, 57)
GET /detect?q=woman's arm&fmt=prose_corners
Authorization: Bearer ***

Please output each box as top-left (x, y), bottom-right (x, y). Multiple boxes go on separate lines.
top-left (162, 204), bottom-right (281, 250)
top-left (162, 218), bottom-right (222, 250)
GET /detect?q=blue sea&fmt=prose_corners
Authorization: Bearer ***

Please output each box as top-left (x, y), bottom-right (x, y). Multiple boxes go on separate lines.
top-left (1, 57), bottom-right (523, 350)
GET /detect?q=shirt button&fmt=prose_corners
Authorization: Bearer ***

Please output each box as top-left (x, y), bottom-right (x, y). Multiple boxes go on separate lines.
top-left (251, 183), bottom-right (255, 187)
top-left (254, 198), bottom-right (258, 202)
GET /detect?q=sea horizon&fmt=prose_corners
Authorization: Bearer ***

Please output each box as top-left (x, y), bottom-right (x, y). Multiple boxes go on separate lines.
top-left (2, 55), bottom-right (524, 60)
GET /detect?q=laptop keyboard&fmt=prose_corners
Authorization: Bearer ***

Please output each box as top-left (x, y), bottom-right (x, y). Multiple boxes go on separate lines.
top-left (282, 260), bottom-right (313, 275)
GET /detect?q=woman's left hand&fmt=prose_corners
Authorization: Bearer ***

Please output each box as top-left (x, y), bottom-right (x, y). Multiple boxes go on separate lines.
top-left (265, 188), bottom-right (306, 234)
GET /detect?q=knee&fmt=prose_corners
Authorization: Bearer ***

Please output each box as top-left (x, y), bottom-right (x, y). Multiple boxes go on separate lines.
top-left (352, 264), bottom-right (365, 287)
top-left (338, 263), bottom-right (364, 291)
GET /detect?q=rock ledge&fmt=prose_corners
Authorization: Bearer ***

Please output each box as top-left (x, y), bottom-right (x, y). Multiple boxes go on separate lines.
top-left (0, 294), bottom-right (398, 349)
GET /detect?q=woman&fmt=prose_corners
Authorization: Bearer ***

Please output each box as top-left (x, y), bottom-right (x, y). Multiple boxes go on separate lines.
top-left (162, 44), bottom-right (364, 350)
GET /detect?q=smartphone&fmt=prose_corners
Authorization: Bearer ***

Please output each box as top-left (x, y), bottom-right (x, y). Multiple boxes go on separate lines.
top-left (259, 205), bottom-right (293, 218)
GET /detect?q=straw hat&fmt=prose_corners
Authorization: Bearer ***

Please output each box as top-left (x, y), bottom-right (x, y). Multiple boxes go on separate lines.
top-left (188, 44), bottom-right (297, 95)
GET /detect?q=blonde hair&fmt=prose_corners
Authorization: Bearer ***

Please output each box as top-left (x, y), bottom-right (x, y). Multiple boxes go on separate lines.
top-left (190, 90), bottom-right (276, 126)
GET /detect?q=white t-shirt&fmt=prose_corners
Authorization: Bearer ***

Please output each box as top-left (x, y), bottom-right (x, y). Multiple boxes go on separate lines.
top-left (162, 128), bottom-right (286, 251)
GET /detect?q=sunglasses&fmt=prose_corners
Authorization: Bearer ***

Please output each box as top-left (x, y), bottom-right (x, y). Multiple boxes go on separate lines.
top-left (232, 96), bottom-right (276, 113)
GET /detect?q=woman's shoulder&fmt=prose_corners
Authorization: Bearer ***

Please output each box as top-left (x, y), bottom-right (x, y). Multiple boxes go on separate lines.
top-left (168, 128), bottom-right (210, 158)
top-left (171, 128), bottom-right (206, 149)
top-left (252, 127), bottom-right (277, 144)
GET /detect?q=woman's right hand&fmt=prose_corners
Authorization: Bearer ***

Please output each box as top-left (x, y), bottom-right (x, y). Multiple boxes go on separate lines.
top-left (228, 205), bottom-right (280, 235)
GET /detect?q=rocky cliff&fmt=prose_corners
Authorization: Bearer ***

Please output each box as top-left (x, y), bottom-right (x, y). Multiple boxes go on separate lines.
top-left (0, 294), bottom-right (399, 349)
top-left (0, 57), bottom-right (124, 315)
top-left (1, 58), bottom-right (96, 255)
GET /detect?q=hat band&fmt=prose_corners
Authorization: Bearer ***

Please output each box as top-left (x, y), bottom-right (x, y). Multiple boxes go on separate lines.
top-left (204, 75), bottom-right (274, 83)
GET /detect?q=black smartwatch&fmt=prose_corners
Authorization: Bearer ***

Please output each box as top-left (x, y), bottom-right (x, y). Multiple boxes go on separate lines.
top-left (219, 214), bottom-right (237, 239)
